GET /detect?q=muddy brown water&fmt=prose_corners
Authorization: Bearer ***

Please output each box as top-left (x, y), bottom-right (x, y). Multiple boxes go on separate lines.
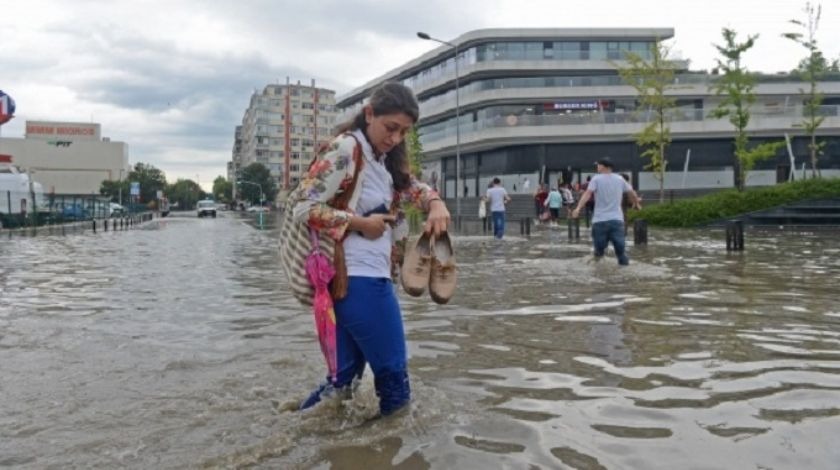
top-left (1, 213), bottom-right (839, 469)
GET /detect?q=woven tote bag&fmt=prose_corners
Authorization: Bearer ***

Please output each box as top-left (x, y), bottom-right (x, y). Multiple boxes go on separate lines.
top-left (279, 136), bottom-right (362, 306)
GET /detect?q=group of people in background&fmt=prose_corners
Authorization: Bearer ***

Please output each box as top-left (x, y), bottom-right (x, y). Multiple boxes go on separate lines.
top-left (534, 182), bottom-right (578, 224)
top-left (478, 157), bottom-right (642, 264)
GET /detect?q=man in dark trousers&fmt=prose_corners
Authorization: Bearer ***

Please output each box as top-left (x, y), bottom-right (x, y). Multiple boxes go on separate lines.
top-left (485, 177), bottom-right (511, 239)
top-left (571, 158), bottom-right (641, 265)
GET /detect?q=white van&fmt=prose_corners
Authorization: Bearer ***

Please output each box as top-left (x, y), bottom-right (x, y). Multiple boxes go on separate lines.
top-left (0, 157), bottom-right (46, 215)
top-left (109, 203), bottom-right (126, 217)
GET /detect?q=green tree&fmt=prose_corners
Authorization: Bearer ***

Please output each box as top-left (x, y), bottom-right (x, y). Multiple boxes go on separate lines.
top-left (212, 176), bottom-right (233, 203)
top-left (127, 162), bottom-right (167, 203)
top-left (166, 179), bottom-right (202, 210)
top-left (238, 163), bottom-right (278, 205)
top-left (405, 127), bottom-right (425, 232)
top-left (99, 179), bottom-right (129, 203)
top-left (406, 127), bottom-right (424, 178)
top-left (710, 29), bottom-right (784, 191)
top-left (794, 50), bottom-right (836, 73)
top-left (618, 39), bottom-right (678, 203)
top-left (784, 2), bottom-right (827, 178)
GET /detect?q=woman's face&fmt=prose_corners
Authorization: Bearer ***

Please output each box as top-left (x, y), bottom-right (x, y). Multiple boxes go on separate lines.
top-left (364, 107), bottom-right (415, 155)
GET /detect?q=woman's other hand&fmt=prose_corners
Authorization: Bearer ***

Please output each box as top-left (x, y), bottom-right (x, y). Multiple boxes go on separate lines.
top-left (425, 199), bottom-right (450, 236)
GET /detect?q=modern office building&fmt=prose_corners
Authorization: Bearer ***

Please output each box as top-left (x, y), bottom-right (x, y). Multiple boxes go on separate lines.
top-left (231, 80), bottom-right (338, 201)
top-left (0, 120), bottom-right (129, 196)
top-left (336, 28), bottom-right (840, 200)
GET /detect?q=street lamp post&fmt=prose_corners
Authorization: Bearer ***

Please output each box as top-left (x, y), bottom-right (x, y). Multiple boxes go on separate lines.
top-left (118, 169), bottom-right (124, 207)
top-left (417, 31), bottom-right (461, 225)
top-left (237, 179), bottom-right (265, 229)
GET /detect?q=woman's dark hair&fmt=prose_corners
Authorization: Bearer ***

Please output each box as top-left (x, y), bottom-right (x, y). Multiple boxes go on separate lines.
top-left (336, 82), bottom-right (419, 190)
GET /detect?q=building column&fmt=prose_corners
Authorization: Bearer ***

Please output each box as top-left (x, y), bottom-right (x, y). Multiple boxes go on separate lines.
top-left (537, 144), bottom-right (547, 185)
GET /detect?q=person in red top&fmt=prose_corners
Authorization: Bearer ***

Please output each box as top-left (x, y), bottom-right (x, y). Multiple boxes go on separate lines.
top-left (533, 184), bottom-right (548, 221)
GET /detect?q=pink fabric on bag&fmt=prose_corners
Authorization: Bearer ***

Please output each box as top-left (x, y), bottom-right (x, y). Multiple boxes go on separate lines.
top-left (305, 228), bottom-right (338, 383)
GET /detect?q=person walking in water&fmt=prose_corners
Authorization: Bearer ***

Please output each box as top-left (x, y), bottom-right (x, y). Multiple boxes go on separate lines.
top-left (571, 158), bottom-right (641, 265)
top-left (533, 183), bottom-right (548, 222)
top-left (486, 177), bottom-right (511, 239)
top-left (291, 83), bottom-right (451, 415)
top-left (545, 186), bottom-right (563, 224)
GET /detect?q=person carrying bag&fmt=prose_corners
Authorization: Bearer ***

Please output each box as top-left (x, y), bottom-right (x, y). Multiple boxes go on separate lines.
top-left (282, 83), bottom-right (451, 416)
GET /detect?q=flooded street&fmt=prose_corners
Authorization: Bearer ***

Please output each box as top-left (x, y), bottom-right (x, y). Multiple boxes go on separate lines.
top-left (2, 213), bottom-right (840, 469)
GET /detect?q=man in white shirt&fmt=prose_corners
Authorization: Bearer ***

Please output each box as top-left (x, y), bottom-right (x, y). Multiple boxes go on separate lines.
top-left (485, 177), bottom-right (511, 239)
top-left (571, 158), bottom-right (641, 265)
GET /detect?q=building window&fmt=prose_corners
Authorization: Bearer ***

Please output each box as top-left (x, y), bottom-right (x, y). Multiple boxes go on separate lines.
top-left (543, 41), bottom-right (554, 59)
top-left (557, 42), bottom-right (582, 60)
top-left (524, 42), bottom-right (542, 60)
top-left (590, 42), bottom-right (607, 60)
top-left (607, 41), bottom-right (622, 60)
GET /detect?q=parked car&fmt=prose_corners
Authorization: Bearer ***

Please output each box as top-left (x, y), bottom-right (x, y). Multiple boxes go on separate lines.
top-left (246, 205), bottom-right (269, 213)
top-left (197, 200), bottom-right (217, 218)
top-left (61, 204), bottom-right (89, 220)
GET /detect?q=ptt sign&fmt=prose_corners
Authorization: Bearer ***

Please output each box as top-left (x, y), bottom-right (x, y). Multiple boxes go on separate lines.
top-left (47, 140), bottom-right (73, 147)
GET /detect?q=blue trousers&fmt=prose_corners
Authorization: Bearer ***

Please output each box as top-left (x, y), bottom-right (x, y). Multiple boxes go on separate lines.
top-left (592, 220), bottom-right (629, 265)
top-left (300, 276), bottom-right (410, 415)
top-left (492, 211), bottom-right (506, 239)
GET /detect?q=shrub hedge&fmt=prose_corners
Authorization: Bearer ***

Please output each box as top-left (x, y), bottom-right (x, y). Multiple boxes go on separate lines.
top-left (628, 178), bottom-right (840, 227)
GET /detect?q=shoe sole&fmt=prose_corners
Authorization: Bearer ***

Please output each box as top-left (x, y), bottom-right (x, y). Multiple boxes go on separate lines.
top-left (401, 235), bottom-right (432, 297)
top-left (429, 233), bottom-right (455, 304)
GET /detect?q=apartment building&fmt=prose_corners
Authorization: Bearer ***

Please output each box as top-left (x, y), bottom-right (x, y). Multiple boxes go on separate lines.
top-left (231, 80), bottom-right (337, 202)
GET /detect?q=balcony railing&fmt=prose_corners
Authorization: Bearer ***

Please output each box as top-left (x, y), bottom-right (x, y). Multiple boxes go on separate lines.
top-left (337, 72), bottom-right (840, 124)
top-left (417, 72), bottom-right (840, 117)
top-left (418, 105), bottom-right (840, 147)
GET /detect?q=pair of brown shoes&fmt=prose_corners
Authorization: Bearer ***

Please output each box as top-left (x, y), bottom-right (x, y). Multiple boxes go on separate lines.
top-left (401, 231), bottom-right (457, 304)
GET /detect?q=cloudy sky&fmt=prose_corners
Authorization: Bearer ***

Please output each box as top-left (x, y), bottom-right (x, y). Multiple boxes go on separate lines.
top-left (2, 0), bottom-right (837, 190)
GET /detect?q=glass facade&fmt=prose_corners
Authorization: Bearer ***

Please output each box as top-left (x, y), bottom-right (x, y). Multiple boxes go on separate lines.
top-left (417, 73), bottom-right (710, 115)
top-left (398, 40), bottom-right (655, 92)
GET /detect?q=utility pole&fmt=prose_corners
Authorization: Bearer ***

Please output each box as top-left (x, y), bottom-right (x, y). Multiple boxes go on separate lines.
top-left (118, 169), bottom-right (124, 206)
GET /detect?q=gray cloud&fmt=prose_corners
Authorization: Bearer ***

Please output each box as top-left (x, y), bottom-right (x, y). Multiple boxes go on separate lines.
top-left (2, 0), bottom-right (479, 185)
